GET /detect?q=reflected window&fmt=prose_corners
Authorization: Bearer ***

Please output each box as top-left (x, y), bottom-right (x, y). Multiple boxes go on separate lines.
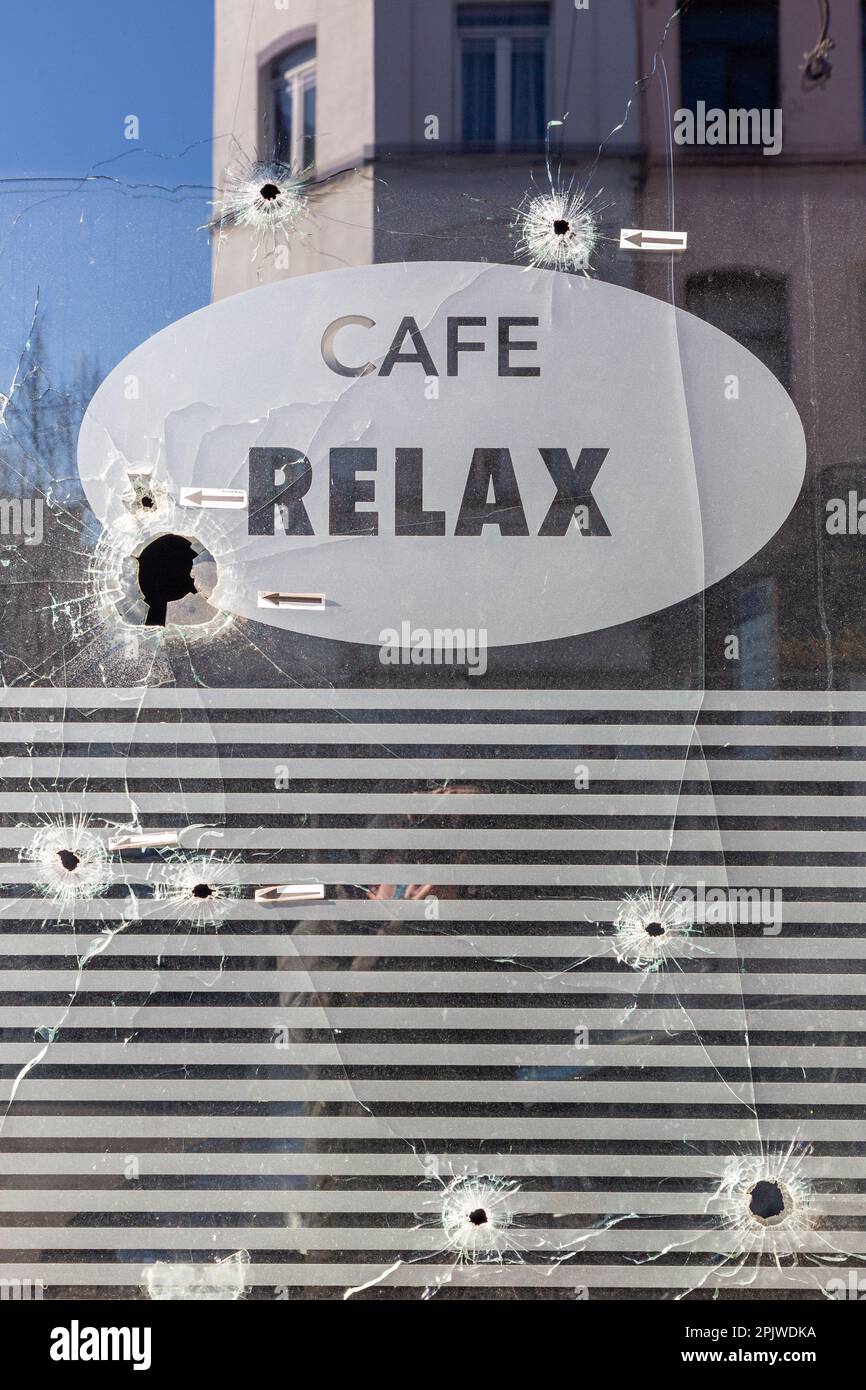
top-left (270, 40), bottom-right (316, 169)
top-left (732, 579), bottom-right (777, 690)
top-left (458, 3), bottom-right (549, 146)
top-left (680, 2), bottom-right (778, 111)
top-left (686, 269), bottom-right (790, 387)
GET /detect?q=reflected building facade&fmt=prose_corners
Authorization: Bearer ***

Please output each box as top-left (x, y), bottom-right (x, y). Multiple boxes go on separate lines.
top-left (213, 0), bottom-right (866, 688)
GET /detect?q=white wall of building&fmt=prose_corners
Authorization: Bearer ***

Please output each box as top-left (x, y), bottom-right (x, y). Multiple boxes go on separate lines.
top-left (212, 0), bottom-right (376, 297)
top-left (212, 0), bottom-right (641, 299)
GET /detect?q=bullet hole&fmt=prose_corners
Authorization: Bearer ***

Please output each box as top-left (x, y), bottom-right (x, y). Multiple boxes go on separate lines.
top-left (137, 534), bottom-right (197, 626)
top-left (613, 887), bottom-right (699, 971)
top-left (123, 475), bottom-right (167, 522)
top-left (113, 530), bottom-right (221, 631)
top-left (438, 1175), bottom-right (520, 1264)
top-left (515, 185), bottom-right (598, 273)
top-left (22, 819), bottom-right (112, 905)
top-left (214, 158), bottom-right (308, 261)
top-left (749, 1179), bottom-right (786, 1222)
top-left (156, 852), bottom-right (241, 924)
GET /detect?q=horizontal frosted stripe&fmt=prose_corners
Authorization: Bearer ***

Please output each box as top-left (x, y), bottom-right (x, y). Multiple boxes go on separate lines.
top-left (0, 1230), bottom-right (860, 1257)
top-left (6, 720), bottom-right (866, 746)
top-left (6, 935), bottom-right (866, 960)
top-left (0, 1153), bottom-right (861, 1178)
top-left (0, 1007), bottom-right (854, 1029)
top-left (0, 1262), bottom-right (857, 1289)
top-left (0, 688), bottom-right (861, 710)
top-left (10, 827), bottom-right (866, 850)
top-left (11, 866), bottom-right (866, 890)
top-left (2, 1116), bottom-right (859, 1139)
top-left (10, 757), bottom-right (866, 780)
top-left (0, 1042), bottom-right (859, 1065)
top-left (0, 1079), bottom-right (859, 1102)
top-left (0, 1190), bottom-right (859, 1214)
top-left (8, 896), bottom-right (866, 921)
top-left (0, 969), bottom-right (862, 993)
top-left (6, 792), bottom-right (866, 816)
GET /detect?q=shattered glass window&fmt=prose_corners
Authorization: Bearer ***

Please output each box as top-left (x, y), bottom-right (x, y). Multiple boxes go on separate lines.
top-left (0, 0), bottom-right (864, 1327)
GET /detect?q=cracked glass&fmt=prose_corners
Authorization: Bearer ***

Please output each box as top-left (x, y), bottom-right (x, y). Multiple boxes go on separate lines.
top-left (0, 0), bottom-right (863, 1307)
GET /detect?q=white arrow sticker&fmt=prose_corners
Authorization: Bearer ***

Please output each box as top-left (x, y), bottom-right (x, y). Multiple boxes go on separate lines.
top-left (254, 884), bottom-right (326, 905)
top-left (257, 592), bottom-right (326, 610)
top-left (619, 228), bottom-right (688, 252)
top-left (108, 830), bottom-right (180, 852)
top-left (179, 487), bottom-right (247, 509)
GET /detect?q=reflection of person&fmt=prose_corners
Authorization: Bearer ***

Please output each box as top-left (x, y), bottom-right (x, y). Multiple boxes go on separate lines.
top-left (276, 785), bottom-right (541, 1292)
top-left (279, 783), bottom-right (732, 1296)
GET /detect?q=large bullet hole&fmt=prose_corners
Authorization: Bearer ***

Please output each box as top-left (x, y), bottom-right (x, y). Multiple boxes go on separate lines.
top-left (644, 921), bottom-right (665, 937)
top-left (749, 1180), bottom-right (785, 1221)
top-left (137, 534), bottom-right (197, 626)
top-left (191, 883), bottom-right (213, 900)
top-left (553, 219), bottom-right (570, 236)
top-left (260, 183), bottom-right (281, 201)
top-left (57, 849), bottom-right (80, 873)
top-left (468, 1208), bottom-right (488, 1226)
top-left (140, 495), bottom-right (155, 510)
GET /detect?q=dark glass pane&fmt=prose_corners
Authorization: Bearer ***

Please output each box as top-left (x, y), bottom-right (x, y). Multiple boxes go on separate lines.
top-left (462, 41), bottom-right (497, 142)
top-left (270, 38), bottom-right (316, 79)
top-left (457, 3), bottom-right (549, 27)
top-left (270, 42), bottom-right (316, 168)
top-left (686, 269), bottom-right (789, 387)
top-left (681, 3), bottom-right (778, 110)
top-left (273, 84), bottom-right (293, 165)
top-left (303, 76), bottom-right (316, 168)
top-left (511, 38), bottom-right (545, 143)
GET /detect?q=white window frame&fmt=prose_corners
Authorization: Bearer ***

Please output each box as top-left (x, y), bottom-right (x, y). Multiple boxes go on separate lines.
top-left (456, 8), bottom-right (551, 147)
top-left (269, 47), bottom-right (317, 171)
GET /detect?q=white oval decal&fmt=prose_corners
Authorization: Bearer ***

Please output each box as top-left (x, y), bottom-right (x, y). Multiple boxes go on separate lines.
top-left (77, 262), bottom-right (806, 647)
